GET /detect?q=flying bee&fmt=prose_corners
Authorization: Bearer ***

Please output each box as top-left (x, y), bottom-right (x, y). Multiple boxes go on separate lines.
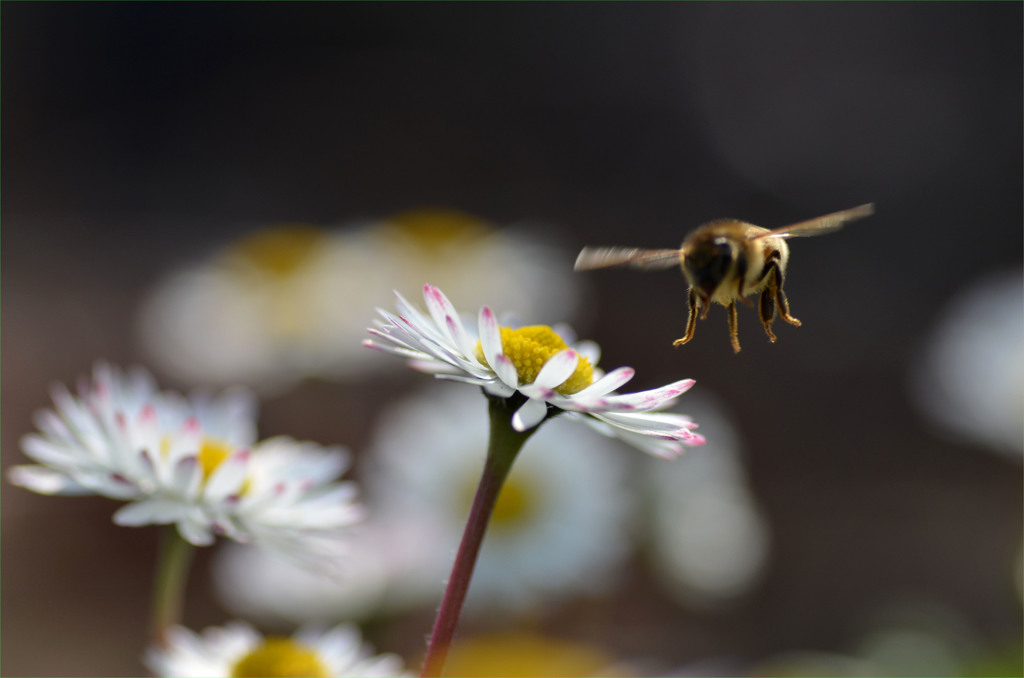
top-left (574, 203), bottom-right (875, 353)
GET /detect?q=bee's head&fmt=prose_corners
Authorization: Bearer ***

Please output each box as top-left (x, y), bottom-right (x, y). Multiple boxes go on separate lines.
top-left (682, 233), bottom-right (740, 302)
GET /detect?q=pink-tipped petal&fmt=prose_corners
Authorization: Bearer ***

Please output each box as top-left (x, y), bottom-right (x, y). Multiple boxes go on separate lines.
top-left (572, 366), bottom-right (635, 399)
top-left (423, 284), bottom-right (461, 344)
top-left (479, 307), bottom-right (518, 388)
top-left (598, 378), bottom-right (696, 411)
top-left (533, 349), bottom-right (579, 389)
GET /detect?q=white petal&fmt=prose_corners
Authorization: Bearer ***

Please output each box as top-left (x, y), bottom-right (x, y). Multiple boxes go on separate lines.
top-left (479, 306), bottom-right (518, 388)
top-left (7, 465), bottom-right (89, 495)
top-left (532, 349), bottom-right (579, 390)
top-left (512, 397), bottom-right (549, 431)
top-left (423, 284), bottom-right (475, 356)
top-left (113, 499), bottom-right (189, 527)
top-left (584, 378), bottom-right (697, 412)
top-left (203, 451), bottom-right (250, 501)
top-left (170, 456), bottom-right (203, 499)
top-left (481, 380), bottom-right (518, 398)
top-left (571, 366), bottom-right (635, 399)
top-left (176, 515), bottom-right (217, 546)
top-left (19, 434), bottom-right (81, 468)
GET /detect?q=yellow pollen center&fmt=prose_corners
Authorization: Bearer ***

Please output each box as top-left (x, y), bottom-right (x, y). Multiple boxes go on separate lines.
top-left (230, 638), bottom-right (330, 678)
top-left (475, 325), bottom-right (593, 395)
top-left (197, 437), bottom-right (234, 480)
top-left (226, 224), bottom-right (328, 277)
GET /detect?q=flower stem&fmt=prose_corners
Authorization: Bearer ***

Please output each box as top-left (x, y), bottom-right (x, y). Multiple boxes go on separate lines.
top-left (150, 526), bottom-right (195, 647)
top-left (420, 394), bottom-right (540, 677)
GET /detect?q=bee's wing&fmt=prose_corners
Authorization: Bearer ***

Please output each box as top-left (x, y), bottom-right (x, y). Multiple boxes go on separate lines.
top-left (756, 203), bottom-right (875, 240)
top-left (574, 246), bottom-right (683, 271)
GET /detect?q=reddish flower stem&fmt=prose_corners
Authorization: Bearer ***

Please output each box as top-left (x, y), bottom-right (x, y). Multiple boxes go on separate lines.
top-left (419, 394), bottom-right (538, 677)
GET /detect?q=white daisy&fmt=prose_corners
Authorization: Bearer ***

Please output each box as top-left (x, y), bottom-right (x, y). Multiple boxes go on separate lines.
top-left (144, 621), bottom-right (405, 677)
top-left (137, 210), bottom-right (583, 391)
top-left (137, 224), bottom-right (394, 391)
top-left (911, 269), bottom-right (1023, 461)
top-left (8, 363), bottom-right (363, 558)
top-left (365, 284), bottom-right (705, 458)
top-left (212, 384), bottom-right (635, 621)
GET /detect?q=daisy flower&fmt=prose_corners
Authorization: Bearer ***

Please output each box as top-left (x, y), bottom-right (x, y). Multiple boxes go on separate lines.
top-left (144, 621), bottom-right (405, 677)
top-left (137, 210), bottom-right (582, 391)
top-left (911, 268), bottom-right (1023, 461)
top-left (364, 284), bottom-right (705, 458)
top-left (8, 363), bottom-right (363, 558)
top-left (212, 385), bottom-right (634, 623)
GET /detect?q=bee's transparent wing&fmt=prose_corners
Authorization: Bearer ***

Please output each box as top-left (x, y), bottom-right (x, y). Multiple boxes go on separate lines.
top-left (758, 203), bottom-right (875, 239)
top-left (574, 247), bottom-right (683, 271)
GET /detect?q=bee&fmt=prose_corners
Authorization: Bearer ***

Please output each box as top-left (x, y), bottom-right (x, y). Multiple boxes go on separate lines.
top-left (574, 204), bottom-right (874, 353)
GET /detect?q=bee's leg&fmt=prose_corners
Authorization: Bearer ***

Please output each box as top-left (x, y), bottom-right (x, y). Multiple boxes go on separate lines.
top-left (673, 288), bottom-right (700, 347)
top-left (758, 286), bottom-right (778, 343)
top-left (769, 263), bottom-right (802, 327)
top-left (727, 301), bottom-right (741, 353)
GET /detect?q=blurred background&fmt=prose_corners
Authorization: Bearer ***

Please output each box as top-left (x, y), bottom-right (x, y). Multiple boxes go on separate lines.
top-left (3, 3), bottom-right (1021, 676)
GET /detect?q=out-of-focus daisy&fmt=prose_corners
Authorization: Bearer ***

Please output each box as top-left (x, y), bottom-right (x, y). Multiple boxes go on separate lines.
top-left (8, 363), bottom-right (363, 559)
top-left (213, 384), bottom-right (634, 621)
top-left (138, 210), bottom-right (583, 391)
top-left (911, 269), bottom-right (1023, 461)
top-left (144, 621), bottom-right (405, 677)
top-left (363, 209), bottom-right (582, 327)
top-left (642, 394), bottom-right (770, 607)
top-left (137, 224), bottom-right (391, 391)
top-left (365, 284), bottom-right (705, 458)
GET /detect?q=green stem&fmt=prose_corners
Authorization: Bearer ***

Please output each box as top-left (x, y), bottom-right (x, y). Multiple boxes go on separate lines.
top-left (419, 394), bottom-right (541, 677)
top-left (150, 526), bottom-right (195, 647)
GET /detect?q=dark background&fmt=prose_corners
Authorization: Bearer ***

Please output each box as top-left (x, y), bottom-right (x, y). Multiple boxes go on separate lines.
top-left (3, 3), bottom-right (1021, 676)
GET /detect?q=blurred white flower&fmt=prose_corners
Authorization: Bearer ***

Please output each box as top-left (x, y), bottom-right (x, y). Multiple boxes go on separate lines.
top-left (8, 363), bottom-right (363, 562)
top-left (911, 269), bottom-right (1023, 461)
top-left (213, 384), bottom-right (635, 622)
top-left (137, 210), bottom-right (582, 391)
top-left (144, 621), bottom-right (405, 677)
top-left (137, 224), bottom-right (391, 391)
top-left (362, 208), bottom-right (582, 327)
top-left (643, 394), bottom-right (770, 607)
top-left (366, 284), bottom-right (705, 458)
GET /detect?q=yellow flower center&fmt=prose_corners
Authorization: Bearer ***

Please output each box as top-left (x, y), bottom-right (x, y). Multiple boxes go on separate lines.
top-left (230, 638), bottom-right (330, 678)
top-left (383, 208), bottom-right (491, 251)
top-left (475, 325), bottom-right (593, 395)
top-left (226, 224), bottom-right (328, 278)
top-left (161, 435), bottom-right (248, 491)
top-left (197, 437), bottom-right (235, 480)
